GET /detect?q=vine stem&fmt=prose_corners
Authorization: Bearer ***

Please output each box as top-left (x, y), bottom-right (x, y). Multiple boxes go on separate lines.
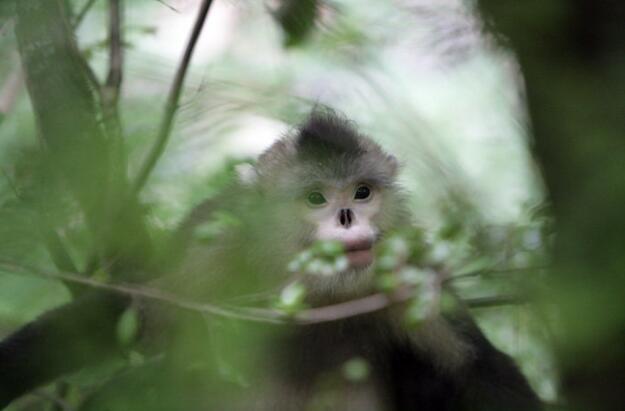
top-left (132, 0), bottom-right (215, 195)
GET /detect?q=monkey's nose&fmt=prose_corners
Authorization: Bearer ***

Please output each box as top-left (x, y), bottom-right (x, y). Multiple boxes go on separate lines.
top-left (338, 208), bottom-right (354, 228)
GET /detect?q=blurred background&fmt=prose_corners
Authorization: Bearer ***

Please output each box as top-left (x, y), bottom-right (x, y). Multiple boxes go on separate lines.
top-left (0, 0), bottom-right (623, 410)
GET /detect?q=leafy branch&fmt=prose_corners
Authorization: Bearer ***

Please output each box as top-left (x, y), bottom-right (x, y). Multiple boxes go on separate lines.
top-left (0, 259), bottom-right (533, 327)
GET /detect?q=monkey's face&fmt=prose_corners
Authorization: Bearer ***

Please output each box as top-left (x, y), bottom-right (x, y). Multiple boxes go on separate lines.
top-left (252, 112), bottom-right (407, 298)
top-left (303, 181), bottom-right (381, 270)
top-left (284, 174), bottom-right (407, 301)
top-left (255, 165), bottom-right (404, 301)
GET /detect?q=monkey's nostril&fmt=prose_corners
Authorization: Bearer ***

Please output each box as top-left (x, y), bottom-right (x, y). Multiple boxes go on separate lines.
top-left (339, 209), bottom-right (353, 228)
top-left (339, 209), bottom-right (346, 226)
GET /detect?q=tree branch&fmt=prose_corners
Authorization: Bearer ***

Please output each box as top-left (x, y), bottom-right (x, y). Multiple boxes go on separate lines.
top-left (0, 259), bottom-right (531, 327)
top-left (445, 265), bottom-right (549, 283)
top-left (132, 0), bottom-right (214, 194)
top-left (0, 259), bottom-right (283, 325)
top-left (73, 0), bottom-right (98, 29)
top-left (15, 0), bottom-right (110, 217)
top-left (465, 294), bottom-right (530, 309)
top-left (15, 0), bottom-right (153, 282)
top-left (295, 286), bottom-right (415, 324)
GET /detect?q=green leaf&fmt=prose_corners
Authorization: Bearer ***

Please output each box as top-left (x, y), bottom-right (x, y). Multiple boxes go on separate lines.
top-left (128, 350), bottom-right (145, 366)
top-left (92, 269), bottom-right (111, 283)
top-left (272, 0), bottom-right (319, 47)
top-left (116, 306), bottom-right (140, 348)
top-left (405, 293), bottom-right (435, 327)
top-left (277, 282), bottom-right (307, 314)
top-left (375, 272), bottom-right (399, 292)
top-left (375, 255), bottom-right (398, 273)
top-left (342, 357), bottom-right (370, 382)
top-left (439, 291), bottom-right (459, 315)
top-left (313, 239), bottom-right (344, 258)
top-left (193, 211), bottom-right (241, 243)
top-left (398, 267), bottom-right (431, 286)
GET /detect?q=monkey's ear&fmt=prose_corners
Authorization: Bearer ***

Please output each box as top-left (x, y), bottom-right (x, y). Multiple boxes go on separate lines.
top-left (235, 163), bottom-right (259, 185)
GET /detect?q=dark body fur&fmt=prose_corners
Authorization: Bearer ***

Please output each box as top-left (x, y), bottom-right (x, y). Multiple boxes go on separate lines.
top-left (0, 112), bottom-right (541, 411)
top-left (276, 313), bottom-right (540, 411)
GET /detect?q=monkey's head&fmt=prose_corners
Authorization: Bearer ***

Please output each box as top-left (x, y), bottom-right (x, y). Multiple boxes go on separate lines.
top-left (245, 112), bottom-right (408, 299)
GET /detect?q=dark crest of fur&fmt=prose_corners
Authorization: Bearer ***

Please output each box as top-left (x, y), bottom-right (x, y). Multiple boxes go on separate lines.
top-left (256, 110), bottom-right (397, 189)
top-left (295, 111), bottom-right (365, 161)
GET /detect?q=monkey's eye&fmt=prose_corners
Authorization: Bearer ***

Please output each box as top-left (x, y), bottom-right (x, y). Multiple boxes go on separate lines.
top-left (306, 191), bottom-right (327, 206)
top-left (354, 185), bottom-right (371, 200)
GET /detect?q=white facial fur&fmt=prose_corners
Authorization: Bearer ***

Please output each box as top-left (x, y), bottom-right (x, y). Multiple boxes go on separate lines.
top-left (304, 182), bottom-right (381, 269)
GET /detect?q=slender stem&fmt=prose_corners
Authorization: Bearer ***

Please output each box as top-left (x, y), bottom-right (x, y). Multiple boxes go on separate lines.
top-left (73, 0), bottom-right (99, 28)
top-left (296, 286), bottom-right (415, 324)
top-left (132, 0), bottom-right (214, 195)
top-left (444, 265), bottom-right (549, 283)
top-left (79, 56), bottom-right (101, 90)
top-left (102, 0), bottom-right (124, 135)
top-left (464, 294), bottom-right (529, 309)
top-left (104, 0), bottom-right (123, 104)
top-left (73, 0), bottom-right (102, 90)
top-left (0, 259), bottom-right (531, 326)
top-left (0, 259), bottom-right (281, 324)
top-left (155, 0), bottom-right (180, 13)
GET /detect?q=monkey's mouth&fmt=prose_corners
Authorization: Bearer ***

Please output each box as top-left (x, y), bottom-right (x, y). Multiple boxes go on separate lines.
top-left (344, 241), bottom-right (374, 268)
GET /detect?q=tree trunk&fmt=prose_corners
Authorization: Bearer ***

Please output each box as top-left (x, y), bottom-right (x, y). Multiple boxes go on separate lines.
top-left (477, 1), bottom-right (625, 410)
top-left (14, 0), bottom-right (152, 278)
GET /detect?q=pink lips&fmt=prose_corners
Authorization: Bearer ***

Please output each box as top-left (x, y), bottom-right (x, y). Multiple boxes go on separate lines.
top-left (343, 238), bottom-right (374, 268)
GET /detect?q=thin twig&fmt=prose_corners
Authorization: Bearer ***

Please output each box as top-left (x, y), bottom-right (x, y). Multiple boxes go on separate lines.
top-left (464, 294), bottom-right (530, 309)
top-left (132, 0), bottom-right (215, 194)
top-left (78, 52), bottom-right (101, 90)
top-left (155, 0), bottom-right (180, 13)
top-left (104, 0), bottom-right (123, 104)
top-left (0, 259), bottom-right (282, 324)
top-left (72, 0), bottom-right (102, 91)
top-left (0, 257), bottom-right (409, 324)
top-left (74, 0), bottom-right (99, 28)
top-left (0, 259), bottom-right (531, 326)
top-left (295, 286), bottom-right (416, 324)
top-left (445, 265), bottom-right (549, 283)
top-left (102, 0), bottom-right (124, 135)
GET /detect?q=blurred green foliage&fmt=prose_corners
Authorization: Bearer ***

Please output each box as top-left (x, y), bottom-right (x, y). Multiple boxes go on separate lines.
top-left (0, 0), bottom-right (560, 409)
